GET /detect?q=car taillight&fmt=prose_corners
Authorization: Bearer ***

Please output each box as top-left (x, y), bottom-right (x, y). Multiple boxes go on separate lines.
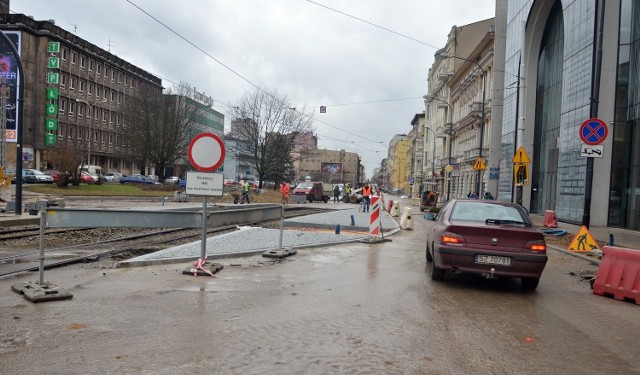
top-left (524, 240), bottom-right (546, 252)
top-left (441, 231), bottom-right (466, 247)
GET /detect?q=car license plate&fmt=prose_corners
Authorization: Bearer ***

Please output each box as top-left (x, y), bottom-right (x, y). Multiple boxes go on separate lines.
top-left (476, 255), bottom-right (511, 266)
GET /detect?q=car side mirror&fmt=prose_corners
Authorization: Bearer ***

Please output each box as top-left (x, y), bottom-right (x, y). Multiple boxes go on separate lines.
top-left (424, 213), bottom-right (436, 221)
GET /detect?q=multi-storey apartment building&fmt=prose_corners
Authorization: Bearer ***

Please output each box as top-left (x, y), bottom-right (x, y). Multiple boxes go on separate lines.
top-left (0, 13), bottom-right (163, 175)
top-left (423, 18), bottom-right (494, 202)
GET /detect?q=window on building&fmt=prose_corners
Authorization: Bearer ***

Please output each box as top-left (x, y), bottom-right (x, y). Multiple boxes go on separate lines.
top-left (117, 93), bottom-right (122, 105)
top-left (79, 80), bottom-right (85, 94)
top-left (78, 104), bottom-right (84, 118)
top-left (97, 86), bottom-right (102, 98)
top-left (102, 110), bottom-right (107, 124)
top-left (69, 76), bottom-right (76, 91)
top-left (109, 111), bottom-right (114, 124)
top-left (89, 59), bottom-right (94, 72)
top-left (111, 91), bottom-right (115, 102)
top-left (61, 48), bottom-right (67, 61)
top-left (112, 69), bottom-right (116, 82)
top-left (71, 52), bottom-right (77, 65)
top-left (57, 124), bottom-right (64, 139)
top-left (96, 64), bottom-right (102, 78)
top-left (59, 99), bottom-right (66, 115)
top-left (69, 101), bottom-right (76, 116)
top-left (124, 75), bottom-right (129, 86)
top-left (104, 66), bottom-right (109, 80)
top-left (88, 83), bottom-right (94, 97)
top-left (109, 133), bottom-right (114, 145)
top-left (80, 55), bottom-right (85, 70)
top-left (67, 126), bottom-right (74, 140)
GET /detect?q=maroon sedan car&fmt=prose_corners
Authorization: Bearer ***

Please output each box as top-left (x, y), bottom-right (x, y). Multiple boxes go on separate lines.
top-left (425, 199), bottom-right (547, 290)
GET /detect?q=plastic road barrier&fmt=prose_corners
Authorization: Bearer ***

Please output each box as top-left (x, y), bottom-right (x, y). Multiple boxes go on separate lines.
top-left (543, 210), bottom-right (558, 228)
top-left (400, 207), bottom-right (413, 230)
top-left (391, 201), bottom-right (400, 217)
top-left (387, 200), bottom-right (394, 213)
top-left (592, 246), bottom-right (640, 305)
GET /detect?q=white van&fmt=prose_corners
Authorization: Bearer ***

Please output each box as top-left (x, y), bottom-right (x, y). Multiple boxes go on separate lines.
top-left (78, 165), bottom-right (102, 180)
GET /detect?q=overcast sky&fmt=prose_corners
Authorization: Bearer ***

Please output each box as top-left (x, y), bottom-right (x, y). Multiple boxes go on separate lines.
top-left (13, 0), bottom-right (495, 178)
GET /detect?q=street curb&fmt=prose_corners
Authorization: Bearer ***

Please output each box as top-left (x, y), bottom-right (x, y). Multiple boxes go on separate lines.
top-left (117, 228), bottom-right (404, 268)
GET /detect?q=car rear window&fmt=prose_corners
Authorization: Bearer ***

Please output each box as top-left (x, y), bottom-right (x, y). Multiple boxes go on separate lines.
top-left (450, 201), bottom-right (529, 225)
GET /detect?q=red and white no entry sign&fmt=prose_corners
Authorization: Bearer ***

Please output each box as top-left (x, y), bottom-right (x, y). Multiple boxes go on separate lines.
top-left (188, 133), bottom-right (225, 172)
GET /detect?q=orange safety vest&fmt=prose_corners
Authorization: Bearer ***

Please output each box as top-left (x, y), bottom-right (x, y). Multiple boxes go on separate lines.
top-left (280, 183), bottom-right (290, 195)
top-left (362, 185), bottom-right (372, 197)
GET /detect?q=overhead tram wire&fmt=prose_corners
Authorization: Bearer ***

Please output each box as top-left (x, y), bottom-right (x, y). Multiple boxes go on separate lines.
top-left (124, 0), bottom-right (426, 145)
top-left (305, 0), bottom-right (522, 81)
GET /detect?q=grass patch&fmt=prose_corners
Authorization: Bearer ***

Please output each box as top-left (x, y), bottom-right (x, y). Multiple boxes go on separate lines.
top-left (24, 183), bottom-right (180, 197)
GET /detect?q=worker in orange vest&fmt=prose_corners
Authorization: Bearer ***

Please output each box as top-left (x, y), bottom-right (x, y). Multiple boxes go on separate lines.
top-left (279, 181), bottom-right (290, 205)
top-left (362, 182), bottom-right (372, 212)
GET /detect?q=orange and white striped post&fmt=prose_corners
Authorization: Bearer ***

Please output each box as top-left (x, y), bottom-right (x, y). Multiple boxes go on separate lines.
top-left (369, 196), bottom-right (381, 236)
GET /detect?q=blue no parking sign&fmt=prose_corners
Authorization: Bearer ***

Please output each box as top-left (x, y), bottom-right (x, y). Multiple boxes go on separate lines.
top-left (579, 118), bottom-right (608, 145)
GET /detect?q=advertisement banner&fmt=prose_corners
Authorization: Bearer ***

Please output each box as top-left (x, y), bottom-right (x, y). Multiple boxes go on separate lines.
top-left (321, 162), bottom-right (343, 174)
top-left (0, 31), bottom-right (20, 143)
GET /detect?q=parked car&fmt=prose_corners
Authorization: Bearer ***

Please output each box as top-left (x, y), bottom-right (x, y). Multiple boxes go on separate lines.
top-left (120, 174), bottom-right (160, 185)
top-left (424, 199), bottom-right (547, 290)
top-left (44, 169), bottom-right (61, 182)
top-left (223, 178), bottom-right (235, 187)
top-left (22, 169), bottom-right (54, 184)
top-left (79, 171), bottom-right (96, 184)
top-left (104, 172), bottom-right (123, 182)
top-left (165, 176), bottom-right (180, 184)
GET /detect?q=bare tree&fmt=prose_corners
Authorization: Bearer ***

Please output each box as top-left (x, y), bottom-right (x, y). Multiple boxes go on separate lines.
top-left (124, 82), bottom-right (198, 180)
top-left (46, 140), bottom-right (88, 186)
top-left (229, 88), bottom-right (314, 188)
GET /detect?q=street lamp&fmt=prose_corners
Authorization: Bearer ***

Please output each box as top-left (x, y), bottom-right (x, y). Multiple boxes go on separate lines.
top-left (75, 98), bottom-right (106, 166)
top-left (437, 52), bottom-right (486, 198)
top-left (424, 95), bottom-right (453, 201)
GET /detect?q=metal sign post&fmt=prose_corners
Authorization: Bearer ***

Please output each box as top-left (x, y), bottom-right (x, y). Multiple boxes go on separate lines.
top-left (183, 133), bottom-right (226, 276)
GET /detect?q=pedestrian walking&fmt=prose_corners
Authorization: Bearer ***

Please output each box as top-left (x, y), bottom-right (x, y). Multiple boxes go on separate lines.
top-left (333, 184), bottom-right (340, 203)
top-left (241, 180), bottom-right (250, 204)
top-left (280, 181), bottom-right (290, 205)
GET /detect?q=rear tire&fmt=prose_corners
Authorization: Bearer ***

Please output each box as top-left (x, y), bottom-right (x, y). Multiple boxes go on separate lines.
top-left (521, 278), bottom-right (539, 291)
top-left (431, 259), bottom-right (445, 280)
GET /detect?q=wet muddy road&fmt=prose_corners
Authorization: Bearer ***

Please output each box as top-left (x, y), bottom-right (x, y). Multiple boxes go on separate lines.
top-left (1, 216), bottom-right (639, 374)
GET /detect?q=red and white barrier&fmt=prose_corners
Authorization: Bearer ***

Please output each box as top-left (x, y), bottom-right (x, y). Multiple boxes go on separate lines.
top-left (543, 210), bottom-right (557, 228)
top-left (593, 246), bottom-right (640, 305)
top-left (369, 196), bottom-right (381, 236)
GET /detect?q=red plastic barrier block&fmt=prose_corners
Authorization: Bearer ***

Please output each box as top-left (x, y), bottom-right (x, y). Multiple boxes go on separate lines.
top-left (387, 200), bottom-right (394, 213)
top-left (543, 210), bottom-right (557, 228)
top-left (593, 246), bottom-right (640, 305)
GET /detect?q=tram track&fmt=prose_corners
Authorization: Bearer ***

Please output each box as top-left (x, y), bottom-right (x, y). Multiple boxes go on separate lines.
top-left (0, 206), bottom-right (324, 278)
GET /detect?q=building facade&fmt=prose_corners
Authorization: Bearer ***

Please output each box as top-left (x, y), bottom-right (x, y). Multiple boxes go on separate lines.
top-left (494, 0), bottom-right (638, 229)
top-left (297, 148), bottom-right (361, 185)
top-left (0, 14), bottom-right (163, 175)
top-left (423, 19), bottom-right (495, 201)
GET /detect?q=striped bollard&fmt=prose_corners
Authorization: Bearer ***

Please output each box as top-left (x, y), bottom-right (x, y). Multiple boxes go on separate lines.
top-left (369, 196), bottom-right (381, 236)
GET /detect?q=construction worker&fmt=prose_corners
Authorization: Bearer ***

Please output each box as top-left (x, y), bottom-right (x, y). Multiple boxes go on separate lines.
top-left (362, 182), bottom-right (372, 212)
top-left (241, 180), bottom-right (250, 204)
top-left (280, 181), bottom-right (290, 205)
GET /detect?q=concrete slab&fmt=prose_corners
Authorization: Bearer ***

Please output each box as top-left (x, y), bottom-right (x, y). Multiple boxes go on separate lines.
top-left (11, 281), bottom-right (73, 303)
